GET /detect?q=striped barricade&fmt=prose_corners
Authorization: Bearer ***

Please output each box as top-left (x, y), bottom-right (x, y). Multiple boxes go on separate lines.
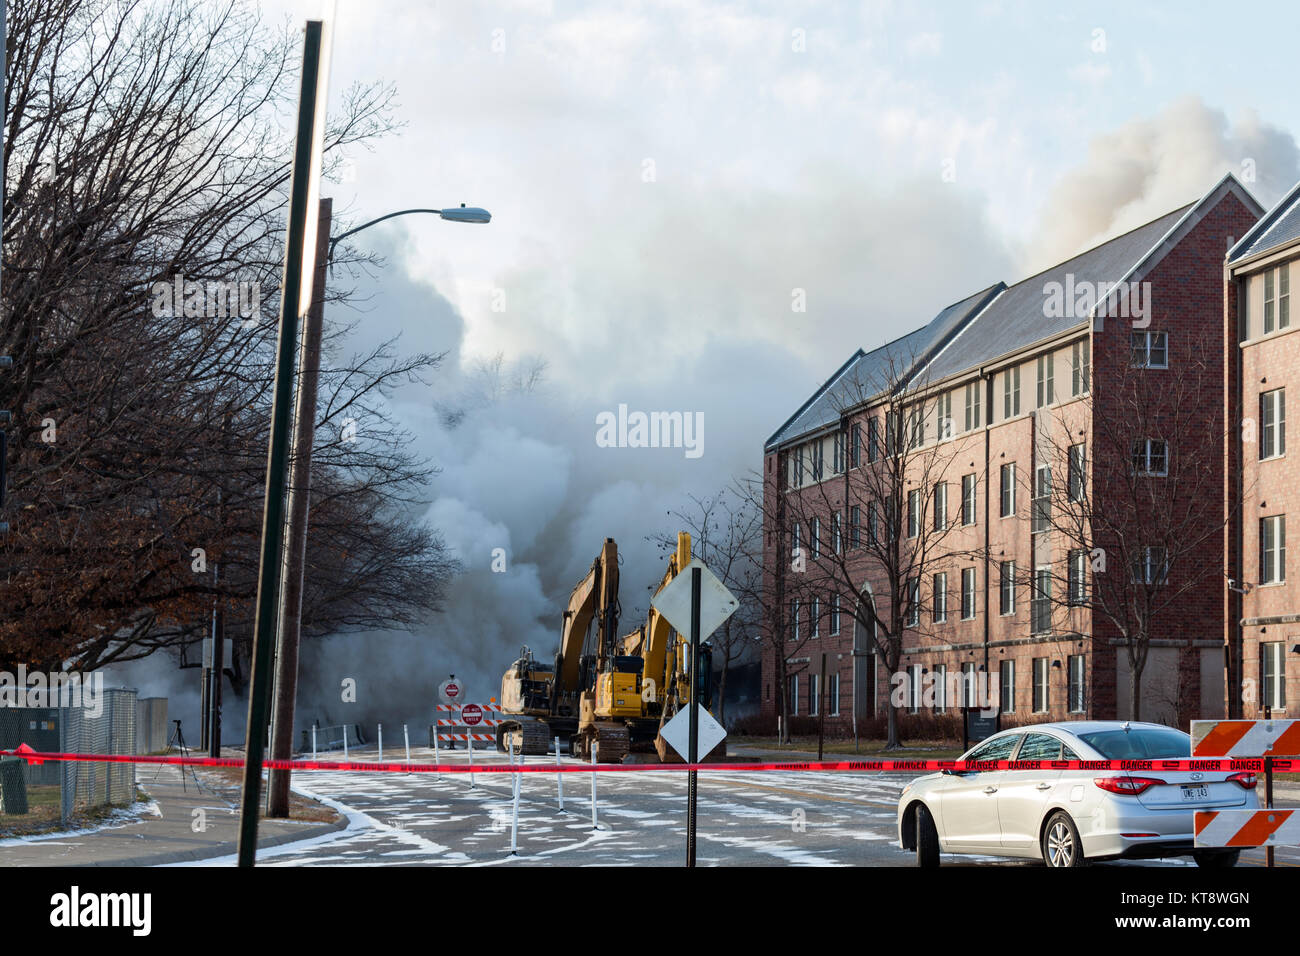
top-left (434, 703), bottom-right (504, 744)
top-left (1191, 719), bottom-right (1300, 757)
top-left (1195, 808), bottom-right (1300, 847)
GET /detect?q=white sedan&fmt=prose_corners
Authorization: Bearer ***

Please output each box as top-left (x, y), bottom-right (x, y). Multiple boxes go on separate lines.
top-left (896, 721), bottom-right (1259, 867)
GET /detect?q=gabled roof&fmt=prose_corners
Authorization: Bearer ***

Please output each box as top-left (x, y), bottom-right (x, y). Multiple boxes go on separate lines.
top-left (764, 284), bottom-right (1002, 451)
top-left (1228, 178), bottom-right (1300, 265)
top-left (920, 204), bottom-right (1192, 382)
top-left (921, 173), bottom-right (1261, 384)
top-left (768, 173), bottom-right (1265, 452)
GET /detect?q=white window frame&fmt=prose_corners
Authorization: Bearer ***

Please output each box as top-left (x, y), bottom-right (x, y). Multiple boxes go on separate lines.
top-left (934, 482), bottom-right (948, 531)
top-left (1000, 560), bottom-right (1016, 616)
top-left (961, 567), bottom-right (976, 620)
top-left (1261, 515), bottom-right (1286, 585)
top-left (1261, 388), bottom-right (1286, 460)
top-left (1036, 354), bottom-right (1054, 408)
top-left (1071, 339), bottom-right (1090, 396)
top-left (1068, 654), bottom-right (1086, 713)
top-left (1003, 366), bottom-right (1021, 418)
top-left (1000, 462), bottom-right (1016, 517)
top-left (1032, 657), bottom-right (1049, 713)
top-left (1132, 438), bottom-right (1168, 477)
top-left (1000, 659), bottom-right (1016, 714)
top-left (1131, 330), bottom-right (1169, 369)
top-left (828, 672), bottom-right (841, 716)
top-left (1262, 642), bottom-right (1286, 711)
top-left (933, 572), bottom-right (948, 623)
top-left (962, 473), bottom-right (977, 526)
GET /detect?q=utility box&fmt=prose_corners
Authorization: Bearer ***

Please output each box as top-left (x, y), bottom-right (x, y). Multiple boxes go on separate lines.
top-left (0, 757), bottom-right (28, 815)
top-left (135, 698), bottom-right (169, 753)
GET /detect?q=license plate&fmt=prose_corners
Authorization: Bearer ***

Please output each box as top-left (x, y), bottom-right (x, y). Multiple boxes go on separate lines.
top-left (1181, 784), bottom-right (1210, 802)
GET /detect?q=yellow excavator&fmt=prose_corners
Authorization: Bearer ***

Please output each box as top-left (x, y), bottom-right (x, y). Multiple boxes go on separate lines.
top-left (497, 538), bottom-right (633, 760)
top-left (498, 533), bottom-right (724, 762)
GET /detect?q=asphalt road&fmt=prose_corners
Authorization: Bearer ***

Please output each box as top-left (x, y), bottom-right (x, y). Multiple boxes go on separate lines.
top-left (187, 747), bottom-right (1300, 868)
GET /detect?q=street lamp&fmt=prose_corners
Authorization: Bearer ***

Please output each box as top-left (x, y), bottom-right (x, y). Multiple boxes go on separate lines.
top-left (328, 204), bottom-right (492, 265)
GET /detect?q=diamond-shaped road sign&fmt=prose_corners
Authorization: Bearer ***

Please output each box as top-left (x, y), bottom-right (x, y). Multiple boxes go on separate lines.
top-left (650, 559), bottom-right (739, 641)
top-left (660, 704), bottom-right (727, 761)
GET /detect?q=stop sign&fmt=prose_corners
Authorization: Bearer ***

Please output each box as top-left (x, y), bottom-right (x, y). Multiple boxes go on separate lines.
top-left (461, 703), bottom-right (483, 726)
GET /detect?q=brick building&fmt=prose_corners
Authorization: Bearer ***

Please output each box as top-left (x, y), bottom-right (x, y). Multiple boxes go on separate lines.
top-left (761, 174), bottom-right (1263, 734)
top-left (1225, 180), bottom-right (1300, 720)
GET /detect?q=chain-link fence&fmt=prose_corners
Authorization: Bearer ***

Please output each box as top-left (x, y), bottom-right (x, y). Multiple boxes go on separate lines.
top-left (60, 688), bottom-right (138, 819)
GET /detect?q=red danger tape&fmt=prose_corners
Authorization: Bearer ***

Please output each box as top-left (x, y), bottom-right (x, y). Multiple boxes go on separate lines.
top-left (0, 749), bottom-right (1291, 775)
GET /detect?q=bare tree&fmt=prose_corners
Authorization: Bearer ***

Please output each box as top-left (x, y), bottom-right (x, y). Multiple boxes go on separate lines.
top-left (1022, 332), bottom-right (1233, 720)
top-left (0, 0), bottom-right (459, 681)
top-left (651, 489), bottom-right (762, 726)
top-left (752, 348), bottom-right (987, 749)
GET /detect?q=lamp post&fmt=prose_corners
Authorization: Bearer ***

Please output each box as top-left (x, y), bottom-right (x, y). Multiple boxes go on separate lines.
top-left (264, 200), bottom-right (492, 819)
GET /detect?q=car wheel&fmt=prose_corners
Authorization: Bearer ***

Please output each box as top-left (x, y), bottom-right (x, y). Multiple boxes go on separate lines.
top-left (915, 803), bottom-right (940, 868)
top-left (1193, 850), bottom-right (1240, 869)
top-left (1041, 811), bottom-right (1086, 868)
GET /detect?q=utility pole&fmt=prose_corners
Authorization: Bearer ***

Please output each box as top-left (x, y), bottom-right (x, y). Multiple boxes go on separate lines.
top-left (237, 19), bottom-right (325, 868)
top-left (268, 197), bottom-right (331, 817)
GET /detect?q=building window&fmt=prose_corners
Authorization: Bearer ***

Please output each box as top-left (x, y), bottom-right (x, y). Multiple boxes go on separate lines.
top-left (1072, 339), bottom-right (1090, 396)
top-left (907, 489), bottom-right (920, 539)
top-left (1283, 263), bottom-right (1292, 330)
top-left (964, 381), bottom-right (982, 432)
top-left (961, 662), bottom-right (977, 708)
top-left (1000, 462), bottom-right (1016, 517)
top-left (811, 441), bottom-right (824, 481)
top-left (1069, 549), bottom-right (1088, 604)
top-left (809, 672), bottom-right (820, 716)
top-left (1132, 438), bottom-right (1168, 476)
top-left (1036, 354), bottom-right (1054, 408)
top-left (906, 577), bottom-right (920, 627)
top-left (885, 410), bottom-right (898, 457)
top-left (1261, 389), bottom-right (1286, 460)
top-left (909, 665), bottom-right (922, 714)
top-left (961, 567), bottom-right (976, 620)
top-left (793, 447), bottom-right (804, 488)
top-left (1032, 658), bottom-right (1049, 713)
top-left (789, 599), bottom-right (800, 642)
top-left (909, 406), bottom-right (924, 449)
top-left (1032, 466), bottom-right (1051, 534)
top-left (851, 423), bottom-right (862, 468)
top-left (934, 664), bottom-right (948, 713)
top-left (868, 416), bottom-right (880, 462)
top-left (1132, 547), bottom-right (1169, 585)
top-left (789, 674), bottom-right (799, 715)
top-left (1068, 655), bottom-right (1086, 713)
top-left (1068, 443), bottom-right (1086, 501)
top-left (1000, 560), bottom-right (1016, 615)
top-left (937, 392), bottom-right (953, 441)
top-left (934, 482), bottom-right (948, 531)
top-left (828, 672), bottom-right (841, 716)
top-left (1261, 515), bottom-right (1286, 585)
top-left (1003, 366), bottom-right (1021, 418)
top-left (1261, 642), bottom-right (1287, 711)
top-left (1131, 331), bottom-right (1169, 368)
top-left (811, 596), bottom-right (820, 639)
top-left (850, 505), bottom-right (861, 548)
top-left (868, 502), bottom-right (879, 546)
top-left (962, 473), bottom-right (977, 525)
top-left (810, 517), bottom-right (821, 558)
top-left (830, 592), bottom-right (841, 635)
top-left (1031, 569), bottom-right (1052, 633)
top-left (1000, 660), bottom-right (1016, 714)
top-left (832, 511), bottom-right (842, 555)
top-left (933, 572), bottom-right (948, 623)
top-left (833, 432), bottom-right (844, 474)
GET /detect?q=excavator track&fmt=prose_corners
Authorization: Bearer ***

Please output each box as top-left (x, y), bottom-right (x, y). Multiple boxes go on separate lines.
top-left (572, 723), bottom-right (630, 763)
top-left (496, 720), bottom-right (554, 755)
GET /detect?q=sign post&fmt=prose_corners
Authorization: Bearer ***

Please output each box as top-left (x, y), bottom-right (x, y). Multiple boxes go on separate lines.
top-left (649, 558), bottom-right (739, 868)
top-left (462, 703), bottom-right (482, 790)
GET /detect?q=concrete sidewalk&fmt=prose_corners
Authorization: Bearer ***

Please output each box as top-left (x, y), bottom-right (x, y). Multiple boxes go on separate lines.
top-left (0, 763), bottom-right (346, 866)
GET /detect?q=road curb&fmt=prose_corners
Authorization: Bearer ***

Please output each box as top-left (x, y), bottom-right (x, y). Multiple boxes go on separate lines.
top-left (80, 812), bottom-right (351, 867)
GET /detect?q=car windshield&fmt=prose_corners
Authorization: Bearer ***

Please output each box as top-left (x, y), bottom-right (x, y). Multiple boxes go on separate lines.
top-left (1077, 726), bottom-right (1189, 759)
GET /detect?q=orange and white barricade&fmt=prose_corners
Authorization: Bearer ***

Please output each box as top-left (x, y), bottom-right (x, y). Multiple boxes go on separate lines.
top-left (1191, 719), bottom-right (1300, 758)
top-left (434, 703), bottom-right (503, 744)
top-left (1195, 809), bottom-right (1300, 848)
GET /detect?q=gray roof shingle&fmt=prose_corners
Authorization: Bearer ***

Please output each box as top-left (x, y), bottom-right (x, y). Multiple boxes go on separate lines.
top-left (1229, 180), bottom-right (1300, 263)
top-left (921, 205), bottom-right (1191, 383)
top-left (765, 284), bottom-right (1001, 450)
